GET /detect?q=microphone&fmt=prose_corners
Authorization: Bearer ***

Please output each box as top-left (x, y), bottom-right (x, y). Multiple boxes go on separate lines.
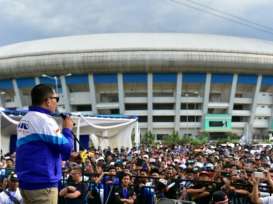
top-left (59, 113), bottom-right (85, 151)
top-left (59, 112), bottom-right (72, 120)
top-left (58, 112), bottom-right (76, 127)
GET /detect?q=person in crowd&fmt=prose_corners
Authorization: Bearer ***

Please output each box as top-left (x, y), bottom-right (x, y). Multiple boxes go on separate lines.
top-left (16, 84), bottom-right (74, 204)
top-left (187, 171), bottom-right (212, 204)
top-left (211, 191), bottom-right (229, 204)
top-left (87, 173), bottom-right (102, 204)
top-left (137, 168), bottom-right (157, 204)
top-left (96, 166), bottom-right (120, 204)
top-left (164, 166), bottom-right (180, 199)
top-left (0, 172), bottom-right (23, 204)
top-left (59, 167), bottom-right (88, 204)
top-left (111, 173), bottom-right (136, 204)
top-left (249, 172), bottom-right (273, 204)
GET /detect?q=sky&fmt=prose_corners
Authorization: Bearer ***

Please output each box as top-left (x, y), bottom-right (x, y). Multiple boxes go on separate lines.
top-left (0, 0), bottom-right (273, 46)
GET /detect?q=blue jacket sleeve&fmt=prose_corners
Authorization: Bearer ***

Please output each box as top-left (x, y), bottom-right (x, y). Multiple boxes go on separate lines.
top-left (61, 128), bottom-right (74, 160)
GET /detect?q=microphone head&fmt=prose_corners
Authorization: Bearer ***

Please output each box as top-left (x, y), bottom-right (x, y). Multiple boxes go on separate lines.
top-left (60, 113), bottom-right (71, 119)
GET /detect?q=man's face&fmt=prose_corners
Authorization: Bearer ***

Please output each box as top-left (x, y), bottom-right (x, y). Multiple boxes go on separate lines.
top-left (45, 93), bottom-right (59, 112)
top-left (6, 160), bottom-right (13, 168)
top-left (199, 174), bottom-right (210, 182)
top-left (109, 169), bottom-right (116, 176)
top-left (8, 180), bottom-right (18, 191)
top-left (122, 175), bottom-right (131, 187)
top-left (70, 170), bottom-right (81, 181)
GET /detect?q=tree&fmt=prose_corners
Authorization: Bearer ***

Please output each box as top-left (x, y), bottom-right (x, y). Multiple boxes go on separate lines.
top-left (141, 131), bottom-right (155, 145)
top-left (163, 131), bottom-right (180, 145)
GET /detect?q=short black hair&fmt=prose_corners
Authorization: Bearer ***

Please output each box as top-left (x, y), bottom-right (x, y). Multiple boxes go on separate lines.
top-left (212, 191), bottom-right (227, 203)
top-left (121, 173), bottom-right (131, 180)
top-left (31, 84), bottom-right (54, 106)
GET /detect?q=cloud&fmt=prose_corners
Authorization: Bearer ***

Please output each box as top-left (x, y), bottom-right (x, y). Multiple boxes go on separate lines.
top-left (0, 0), bottom-right (273, 46)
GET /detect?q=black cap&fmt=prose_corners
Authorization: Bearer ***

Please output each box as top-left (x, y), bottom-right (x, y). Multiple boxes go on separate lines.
top-left (8, 172), bottom-right (18, 182)
top-left (212, 191), bottom-right (227, 203)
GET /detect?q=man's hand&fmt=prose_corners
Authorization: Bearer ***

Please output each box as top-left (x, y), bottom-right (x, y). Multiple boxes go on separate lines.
top-left (67, 186), bottom-right (76, 192)
top-left (63, 116), bottom-right (74, 130)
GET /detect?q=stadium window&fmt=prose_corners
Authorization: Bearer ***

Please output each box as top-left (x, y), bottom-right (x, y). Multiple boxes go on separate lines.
top-left (74, 105), bottom-right (92, 111)
top-left (181, 103), bottom-right (187, 109)
top-left (153, 116), bottom-right (174, 122)
top-left (125, 104), bottom-right (147, 110)
top-left (138, 116), bottom-right (147, 122)
top-left (232, 116), bottom-right (241, 122)
top-left (233, 104), bottom-right (243, 110)
top-left (153, 103), bottom-right (174, 110)
top-left (195, 116), bottom-right (201, 122)
top-left (100, 93), bottom-right (118, 103)
top-left (110, 109), bottom-right (119, 114)
top-left (180, 116), bottom-right (187, 122)
top-left (209, 121), bottom-right (225, 127)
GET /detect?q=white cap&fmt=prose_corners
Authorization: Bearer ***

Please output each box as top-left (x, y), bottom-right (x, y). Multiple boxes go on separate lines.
top-left (143, 154), bottom-right (149, 159)
top-left (159, 179), bottom-right (168, 186)
top-left (96, 157), bottom-right (104, 163)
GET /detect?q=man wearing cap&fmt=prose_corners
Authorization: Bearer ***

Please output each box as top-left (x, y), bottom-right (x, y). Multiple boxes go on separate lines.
top-left (211, 191), bottom-right (229, 204)
top-left (16, 84), bottom-right (74, 204)
top-left (0, 172), bottom-right (23, 204)
top-left (187, 171), bottom-right (212, 204)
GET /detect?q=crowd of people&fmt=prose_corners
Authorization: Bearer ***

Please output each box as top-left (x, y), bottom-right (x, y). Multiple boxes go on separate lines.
top-left (1, 143), bottom-right (273, 204)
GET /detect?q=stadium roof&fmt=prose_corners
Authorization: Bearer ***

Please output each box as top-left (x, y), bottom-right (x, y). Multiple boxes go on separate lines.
top-left (0, 33), bottom-right (273, 78)
top-left (2, 33), bottom-right (273, 57)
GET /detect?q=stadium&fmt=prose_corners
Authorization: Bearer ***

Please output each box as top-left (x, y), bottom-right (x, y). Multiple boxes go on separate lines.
top-left (0, 33), bottom-right (273, 151)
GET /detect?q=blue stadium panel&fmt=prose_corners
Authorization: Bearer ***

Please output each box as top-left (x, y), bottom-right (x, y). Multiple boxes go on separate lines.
top-left (17, 78), bottom-right (35, 88)
top-left (0, 79), bottom-right (13, 89)
top-left (94, 74), bottom-right (117, 84)
top-left (123, 73), bottom-right (147, 83)
top-left (153, 73), bottom-right (176, 83)
top-left (262, 75), bottom-right (273, 85)
top-left (39, 77), bottom-right (60, 85)
top-left (66, 74), bottom-right (88, 85)
top-left (182, 73), bottom-right (206, 83)
top-left (211, 74), bottom-right (233, 84)
top-left (238, 74), bottom-right (257, 84)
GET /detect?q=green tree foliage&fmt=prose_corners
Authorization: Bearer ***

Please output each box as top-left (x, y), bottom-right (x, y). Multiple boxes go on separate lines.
top-left (163, 131), bottom-right (180, 145)
top-left (141, 131), bottom-right (155, 145)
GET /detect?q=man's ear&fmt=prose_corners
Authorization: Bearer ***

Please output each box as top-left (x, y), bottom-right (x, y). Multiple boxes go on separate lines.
top-left (43, 98), bottom-right (50, 107)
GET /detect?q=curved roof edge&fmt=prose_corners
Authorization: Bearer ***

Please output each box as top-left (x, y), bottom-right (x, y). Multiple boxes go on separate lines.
top-left (1, 33), bottom-right (273, 78)
top-left (0, 50), bottom-right (273, 79)
top-left (1, 33), bottom-right (273, 58)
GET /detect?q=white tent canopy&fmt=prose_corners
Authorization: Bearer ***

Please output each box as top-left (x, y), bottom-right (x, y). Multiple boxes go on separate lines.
top-left (0, 109), bottom-right (140, 153)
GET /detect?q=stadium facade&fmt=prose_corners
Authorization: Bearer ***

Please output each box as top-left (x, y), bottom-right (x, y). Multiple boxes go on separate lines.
top-left (1, 33), bottom-right (273, 142)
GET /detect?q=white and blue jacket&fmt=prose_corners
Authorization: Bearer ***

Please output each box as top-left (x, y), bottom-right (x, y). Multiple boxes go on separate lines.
top-left (15, 106), bottom-right (73, 190)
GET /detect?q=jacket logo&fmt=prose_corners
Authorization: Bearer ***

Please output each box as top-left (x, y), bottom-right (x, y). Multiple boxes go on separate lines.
top-left (18, 122), bottom-right (29, 130)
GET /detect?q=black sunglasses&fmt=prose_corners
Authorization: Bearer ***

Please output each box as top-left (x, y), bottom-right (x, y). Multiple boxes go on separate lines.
top-left (48, 96), bottom-right (59, 102)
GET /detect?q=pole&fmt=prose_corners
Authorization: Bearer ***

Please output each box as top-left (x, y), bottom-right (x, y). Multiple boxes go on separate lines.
top-left (54, 76), bottom-right (58, 94)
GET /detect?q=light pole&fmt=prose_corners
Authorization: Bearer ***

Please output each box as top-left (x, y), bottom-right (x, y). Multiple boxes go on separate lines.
top-left (185, 93), bottom-right (188, 136)
top-left (41, 73), bottom-right (72, 94)
top-left (0, 91), bottom-right (5, 107)
top-left (41, 74), bottom-right (59, 94)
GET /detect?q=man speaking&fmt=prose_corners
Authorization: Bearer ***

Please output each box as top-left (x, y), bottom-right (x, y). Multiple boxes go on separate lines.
top-left (16, 84), bottom-right (74, 204)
